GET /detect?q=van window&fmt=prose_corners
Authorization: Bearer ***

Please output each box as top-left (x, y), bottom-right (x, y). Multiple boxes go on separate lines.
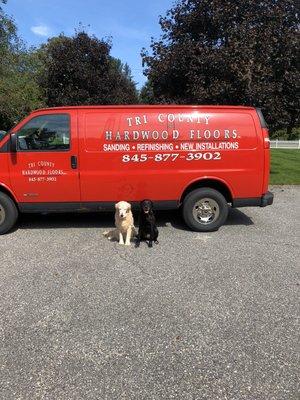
top-left (16, 114), bottom-right (70, 151)
top-left (0, 130), bottom-right (7, 141)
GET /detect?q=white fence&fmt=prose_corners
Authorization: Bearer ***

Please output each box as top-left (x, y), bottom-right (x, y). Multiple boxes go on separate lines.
top-left (270, 140), bottom-right (300, 149)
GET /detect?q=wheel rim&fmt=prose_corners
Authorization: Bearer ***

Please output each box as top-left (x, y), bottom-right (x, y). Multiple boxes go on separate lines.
top-left (0, 204), bottom-right (5, 225)
top-left (192, 198), bottom-right (220, 225)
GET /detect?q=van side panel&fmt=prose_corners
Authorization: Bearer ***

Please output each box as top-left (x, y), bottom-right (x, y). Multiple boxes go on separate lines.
top-left (78, 107), bottom-right (264, 202)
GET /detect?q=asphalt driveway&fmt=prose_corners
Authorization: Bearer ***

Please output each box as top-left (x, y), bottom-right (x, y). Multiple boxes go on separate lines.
top-left (0, 186), bottom-right (299, 399)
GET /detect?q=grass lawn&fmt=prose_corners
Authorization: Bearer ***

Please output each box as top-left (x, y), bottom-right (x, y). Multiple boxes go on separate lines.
top-left (270, 149), bottom-right (300, 185)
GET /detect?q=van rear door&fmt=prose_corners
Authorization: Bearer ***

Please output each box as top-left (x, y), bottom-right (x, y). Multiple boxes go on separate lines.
top-left (8, 111), bottom-right (81, 203)
top-left (256, 108), bottom-right (270, 194)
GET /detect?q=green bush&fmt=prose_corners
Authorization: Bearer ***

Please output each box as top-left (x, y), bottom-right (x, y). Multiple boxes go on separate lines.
top-left (270, 127), bottom-right (300, 140)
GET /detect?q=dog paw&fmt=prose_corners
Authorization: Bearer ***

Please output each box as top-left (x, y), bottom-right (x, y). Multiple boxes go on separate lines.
top-left (154, 240), bottom-right (159, 244)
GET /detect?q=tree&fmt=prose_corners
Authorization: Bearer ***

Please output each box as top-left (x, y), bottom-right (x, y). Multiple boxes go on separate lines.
top-left (40, 31), bottom-right (138, 106)
top-left (0, 1), bottom-right (45, 130)
top-left (0, 49), bottom-right (46, 130)
top-left (0, 0), bottom-right (15, 64)
top-left (139, 80), bottom-right (156, 104)
top-left (108, 58), bottom-right (139, 104)
top-left (142, 0), bottom-right (299, 136)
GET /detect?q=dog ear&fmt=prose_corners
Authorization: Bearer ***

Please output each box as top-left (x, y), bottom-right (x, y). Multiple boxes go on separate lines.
top-left (127, 202), bottom-right (131, 210)
top-left (115, 202), bottom-right (119, 209)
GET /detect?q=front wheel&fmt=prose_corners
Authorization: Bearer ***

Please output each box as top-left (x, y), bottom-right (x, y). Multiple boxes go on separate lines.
top-left (0, 192), bottom-right (18, 234)
top-left (182, 188), bottom-right (229, 232)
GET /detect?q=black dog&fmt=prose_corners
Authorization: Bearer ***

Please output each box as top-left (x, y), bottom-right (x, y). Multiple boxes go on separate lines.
top-left (136, 199), bottom-right (159, 248)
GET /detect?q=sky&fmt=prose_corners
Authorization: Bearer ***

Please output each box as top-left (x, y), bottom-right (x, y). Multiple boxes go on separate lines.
top-left (4, 0), bottom-right (173, 89)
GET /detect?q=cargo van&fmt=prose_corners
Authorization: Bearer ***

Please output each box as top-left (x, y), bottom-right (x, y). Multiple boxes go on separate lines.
top-left (0, 105), bottom-right (273, 234)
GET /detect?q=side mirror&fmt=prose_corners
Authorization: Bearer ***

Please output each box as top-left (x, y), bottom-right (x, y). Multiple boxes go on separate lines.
top-left (10, 133), bottom-right (17, 153)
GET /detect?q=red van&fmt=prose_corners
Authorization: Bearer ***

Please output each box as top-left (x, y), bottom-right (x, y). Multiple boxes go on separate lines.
top-left (0, 105), bottom-right (273, 234)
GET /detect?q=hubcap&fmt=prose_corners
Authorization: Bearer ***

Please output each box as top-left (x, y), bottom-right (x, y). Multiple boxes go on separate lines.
top-left (0, 204), bottom-right (5, 225)
top-left (192, 198), bottom-right (220, 225)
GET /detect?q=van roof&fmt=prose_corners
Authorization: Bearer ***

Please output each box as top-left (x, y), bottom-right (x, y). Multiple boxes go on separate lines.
top-left (32, 105), bottom-right (256, 113)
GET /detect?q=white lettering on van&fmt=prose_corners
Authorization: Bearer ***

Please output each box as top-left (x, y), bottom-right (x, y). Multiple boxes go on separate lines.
top-left (37, 161), bottom-right (55, 167)
top-left (204, 115), bottom-right (210, 125)
top-left (103, 144), bottom-right (130, 151)
top-left (232, 129), bottom-right (238, 138)
top-left (204, 130), bottom-right (211, 139)
top-left (135, 116), bottom-right (142, 125)
top-left (162, 130), bottom-right (168, 139)
top-left (105, 131), bottom-right (112, 140)
top-left (181, 143), bottom-right (194, 150)
top-left (172, 130), bottom-right (179, 139)
top-left (133, 131), bottom-right (139, 140)
top-left (158, 114), bottom-right (164, 123)
top-left (213, 130), bottom-right (221, 139)
top-left (224, 130), bottom-right (230, 139)
top-left (126, 117), bottom-right (133, 127)
top-left (127, 115), bottom-right (148, 127)
top-left (141, 131), bottom-right (150, 139)
top-left (152, 131), bottom-right (159, 140)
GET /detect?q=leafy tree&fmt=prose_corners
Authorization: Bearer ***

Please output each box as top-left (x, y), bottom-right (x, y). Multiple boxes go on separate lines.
top-left (0, 0), bottom-right (17, 83)
top-left (40, 31), bottom-right (139, 106)
top-left (142, 0), bottom-right (299, 136)
top-left (0, 49), bottom-right (45, 130)
top-left (0, 1), bottom-right (13, 42)
top-left (139, 80), bottom-right (156, 104)
top-left (108, 58), bottom-right (139, 104)
top-left (0, 1), bottom-right (45, 130)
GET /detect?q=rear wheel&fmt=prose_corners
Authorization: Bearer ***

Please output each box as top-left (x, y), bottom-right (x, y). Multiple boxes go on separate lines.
top-left (0, 192), bottom-right (18, 234)
top-left (182, 188), bottom-right (229, 232)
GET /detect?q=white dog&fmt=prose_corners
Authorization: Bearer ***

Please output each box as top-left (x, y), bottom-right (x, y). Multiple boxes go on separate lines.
top-left (103, 201), bottom-right (136, 246)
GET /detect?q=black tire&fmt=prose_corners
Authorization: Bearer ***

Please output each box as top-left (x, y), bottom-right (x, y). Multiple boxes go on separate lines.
top-left (0, 192), bottom-right (18, 234)
top-left (182, 188), bottom-right (229, 232)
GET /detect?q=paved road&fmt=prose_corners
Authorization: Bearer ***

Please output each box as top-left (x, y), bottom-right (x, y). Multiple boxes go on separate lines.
top-left (0, 186), bottom-right (299, 400)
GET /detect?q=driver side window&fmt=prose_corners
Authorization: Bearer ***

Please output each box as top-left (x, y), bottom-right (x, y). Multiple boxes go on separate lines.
top-left (17, 114), bottom-right (70, 151)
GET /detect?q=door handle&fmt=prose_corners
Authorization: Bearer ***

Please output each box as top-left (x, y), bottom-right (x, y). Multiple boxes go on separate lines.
top-left (71, 155), bottom-right (77, 169)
